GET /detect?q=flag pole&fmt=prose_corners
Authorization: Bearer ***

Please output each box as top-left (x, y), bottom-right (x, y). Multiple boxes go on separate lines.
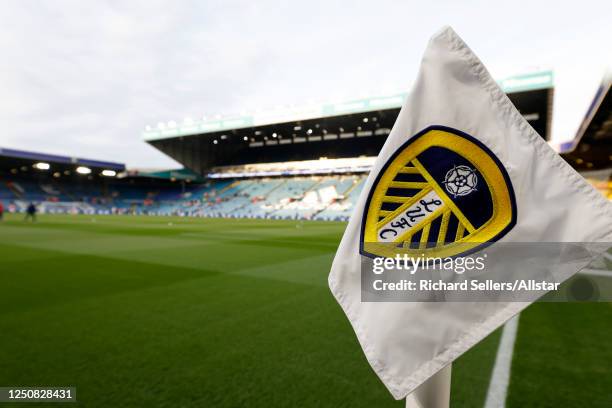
top-left (405, 364), bottom-right (452, 408)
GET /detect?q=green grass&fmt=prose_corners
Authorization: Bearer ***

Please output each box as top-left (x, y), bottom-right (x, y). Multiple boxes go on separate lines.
top-left (507, 303), bottom-right (612, 408)
top-left (0, 214), bottom-right (610, 407)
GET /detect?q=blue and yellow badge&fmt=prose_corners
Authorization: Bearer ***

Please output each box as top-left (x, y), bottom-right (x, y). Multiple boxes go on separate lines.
top-left (360, 126), bottom-right (516, 259)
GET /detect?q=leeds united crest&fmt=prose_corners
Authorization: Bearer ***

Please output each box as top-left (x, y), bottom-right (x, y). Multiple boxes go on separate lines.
top-left (360, 126), bottom-right (517, 259)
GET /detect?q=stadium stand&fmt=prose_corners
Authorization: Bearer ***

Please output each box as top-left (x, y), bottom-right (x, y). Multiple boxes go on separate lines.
top-left (0, 160), bottom-right (367, 220)
top-left (146, 175), bottom-right (365, 221)
top-left (0, 149), bottom-right (368, 220)
top-left (2, 70), bottom-right (610, 221)
top-left (560, 71), bottom-right (612, 171)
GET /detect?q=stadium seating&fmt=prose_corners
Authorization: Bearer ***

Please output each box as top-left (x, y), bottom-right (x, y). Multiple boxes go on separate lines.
top-left (3, 170), bottom-right (611, 221)
top-left (0, 173), bottom-right (366, 221)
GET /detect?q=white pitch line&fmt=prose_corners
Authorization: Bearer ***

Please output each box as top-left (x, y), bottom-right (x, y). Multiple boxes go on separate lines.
top-left (483, 314), bottom-right (520, 408)
top-left (483, 266), bottom-right (610, 407)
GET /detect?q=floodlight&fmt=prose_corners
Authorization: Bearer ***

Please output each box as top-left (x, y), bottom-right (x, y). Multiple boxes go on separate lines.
top-left (34, 162), bottom-right (50, 170)
top-left (76, 166), bottom-right (91, 174)
top-left (101, 170), bottom-right (117, 177)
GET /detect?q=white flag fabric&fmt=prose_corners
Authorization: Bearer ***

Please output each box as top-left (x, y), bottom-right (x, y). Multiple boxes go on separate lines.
top-left (328, 26), bottom-right (612, 402)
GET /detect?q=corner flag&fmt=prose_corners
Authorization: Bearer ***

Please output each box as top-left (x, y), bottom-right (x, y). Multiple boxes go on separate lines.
top-left (328, 26), bottom-right (612, 405)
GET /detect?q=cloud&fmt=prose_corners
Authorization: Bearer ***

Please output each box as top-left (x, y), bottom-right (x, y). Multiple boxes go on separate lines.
top-left (0, 0), bottom-right (610, 167)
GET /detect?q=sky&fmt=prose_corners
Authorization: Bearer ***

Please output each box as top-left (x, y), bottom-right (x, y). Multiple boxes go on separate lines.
top-left (1, 0), bottom-right (610, 168)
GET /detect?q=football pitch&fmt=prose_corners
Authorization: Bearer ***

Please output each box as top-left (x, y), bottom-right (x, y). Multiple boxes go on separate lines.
top-left (0, 214), bottom-right (610, 407)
